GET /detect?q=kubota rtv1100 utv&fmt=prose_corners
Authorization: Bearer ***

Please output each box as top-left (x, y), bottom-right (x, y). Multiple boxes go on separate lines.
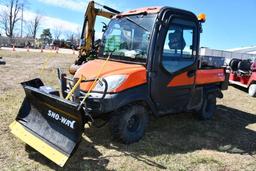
top-left (10, 5), bottom-right (229, 167)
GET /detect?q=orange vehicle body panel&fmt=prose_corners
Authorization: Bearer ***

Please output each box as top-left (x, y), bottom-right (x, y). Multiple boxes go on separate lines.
top-left (196, 69), bottom-right (225, 85)
top-left (167, 72), bottom-right (194, 87)
top-left (74, 59), bottom-right (147, 92)
top-left (75, 59), bottom-right (225, 92)
top-left (116, 6), bottom-right (161, 17)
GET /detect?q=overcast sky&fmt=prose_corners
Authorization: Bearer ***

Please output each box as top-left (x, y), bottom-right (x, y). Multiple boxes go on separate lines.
top-left (1, 0), bottom-right (256, 50)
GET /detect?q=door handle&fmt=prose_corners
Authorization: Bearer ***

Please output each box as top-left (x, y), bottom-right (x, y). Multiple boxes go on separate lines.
top-left (187, 70), bottom-right (196, 78)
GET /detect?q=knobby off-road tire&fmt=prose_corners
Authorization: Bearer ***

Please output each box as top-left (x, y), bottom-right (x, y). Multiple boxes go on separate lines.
top-left (248, 84), bottom-right (256, 97)
top-left (0, 59), bottom-right (6, 65)
top-left (110, 104), bottom-right (149, 144)
top-left (198, 94), bottom-right (217, 120)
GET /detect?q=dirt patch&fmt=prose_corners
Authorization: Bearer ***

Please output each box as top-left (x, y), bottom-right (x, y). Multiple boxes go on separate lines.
top-left (0, 50), bottom-right (256, 171)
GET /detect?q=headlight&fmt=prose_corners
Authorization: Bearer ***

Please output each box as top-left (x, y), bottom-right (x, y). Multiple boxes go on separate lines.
top-left (93, 75), bottom-right (127, 92)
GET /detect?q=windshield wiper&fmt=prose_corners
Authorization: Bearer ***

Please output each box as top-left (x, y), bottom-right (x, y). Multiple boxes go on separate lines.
top-left (124, 16), bottom-right (149, 32)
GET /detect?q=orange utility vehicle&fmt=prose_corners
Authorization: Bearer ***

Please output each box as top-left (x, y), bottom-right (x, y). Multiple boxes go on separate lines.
top-left (10, 5), bottom-right (229, 167)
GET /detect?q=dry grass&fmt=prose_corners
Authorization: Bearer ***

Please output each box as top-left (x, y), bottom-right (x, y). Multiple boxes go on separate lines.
top-left (0, 50), bottom-right (256, 171)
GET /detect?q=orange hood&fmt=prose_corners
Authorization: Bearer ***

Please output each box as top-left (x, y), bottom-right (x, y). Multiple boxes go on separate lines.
top-left (74, 59), bottom-right (147, 92)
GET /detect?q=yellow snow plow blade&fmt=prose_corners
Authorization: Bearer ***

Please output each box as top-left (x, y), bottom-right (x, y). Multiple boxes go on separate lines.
top-left (10, 121), bottom-right (68, 167)
top-left (9, 78), bottom-right (86, 167)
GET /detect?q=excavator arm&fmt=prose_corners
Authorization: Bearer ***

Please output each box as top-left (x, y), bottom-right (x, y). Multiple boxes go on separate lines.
top-left (70, 1), bottom-right (120, 74)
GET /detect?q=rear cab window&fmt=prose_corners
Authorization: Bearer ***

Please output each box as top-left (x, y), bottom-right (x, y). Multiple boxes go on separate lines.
top-left (162, 18), bottom-right (197, 73)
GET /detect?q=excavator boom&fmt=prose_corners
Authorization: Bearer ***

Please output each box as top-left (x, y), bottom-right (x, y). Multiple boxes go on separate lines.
top-left (75, 1), bottom-right (120, 70)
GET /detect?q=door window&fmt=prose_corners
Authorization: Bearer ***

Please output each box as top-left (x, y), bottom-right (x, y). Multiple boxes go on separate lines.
top-left (162, 18), bottom-right (196, 73)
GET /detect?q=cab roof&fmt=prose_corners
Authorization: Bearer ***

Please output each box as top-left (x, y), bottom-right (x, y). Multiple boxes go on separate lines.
top-left (115, 6), bottom-right (198, 21)
top-left (116, 6), bottom-right (162, 17)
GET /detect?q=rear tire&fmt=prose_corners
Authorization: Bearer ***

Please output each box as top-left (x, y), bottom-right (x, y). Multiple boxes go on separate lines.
top-left (0, 60), bottom-right (6, 65)
top-left (198, 94), bottom-right (217, 120)
top-left (248, 84), bottom-right (256, 97)
top-left (110, 104), bottom-right (148, 144)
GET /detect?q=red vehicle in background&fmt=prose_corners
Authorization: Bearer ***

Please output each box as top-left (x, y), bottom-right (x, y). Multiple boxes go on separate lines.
top-left (229, 58), bottom-right (256, 97)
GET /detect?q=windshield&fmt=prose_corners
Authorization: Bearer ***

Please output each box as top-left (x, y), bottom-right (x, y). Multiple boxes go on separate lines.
top-left (99, 14), bottom-right (157, 62)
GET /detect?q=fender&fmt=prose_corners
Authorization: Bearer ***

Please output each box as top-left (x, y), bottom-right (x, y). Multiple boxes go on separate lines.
top-left (203, 85), bottom-right (223, 98)
top-left (114, 86), bottom-right (158, 116)
top-left (88, 84), bottom-right (158, 117)
top-left (111, 84), bottom-right (158, 116)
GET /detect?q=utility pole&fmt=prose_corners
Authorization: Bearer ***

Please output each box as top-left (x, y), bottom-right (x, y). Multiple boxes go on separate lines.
top-left (21, 3), bottom-right (24, 38)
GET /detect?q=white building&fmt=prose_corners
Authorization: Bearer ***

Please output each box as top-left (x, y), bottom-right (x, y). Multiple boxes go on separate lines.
top-left (200, 47), bottom-right (256, 67)
top-left (228, 46), bottom-right (256, 55)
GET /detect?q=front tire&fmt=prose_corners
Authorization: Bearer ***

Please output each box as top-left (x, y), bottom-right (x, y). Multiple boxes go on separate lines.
top-left (248, 84), bottom-right (256, 97)
top-left (198, 94), bottom-right (217, 120)
top-left (110, 104), bottom-right (148, 144)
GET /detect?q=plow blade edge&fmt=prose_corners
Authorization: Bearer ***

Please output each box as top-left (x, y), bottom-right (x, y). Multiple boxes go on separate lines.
top-left (9, 79), bottom-right (84, 167)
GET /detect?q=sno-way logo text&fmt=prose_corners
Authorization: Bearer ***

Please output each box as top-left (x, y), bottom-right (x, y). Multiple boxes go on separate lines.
top-left (47, 110), bottom-right (76, 129)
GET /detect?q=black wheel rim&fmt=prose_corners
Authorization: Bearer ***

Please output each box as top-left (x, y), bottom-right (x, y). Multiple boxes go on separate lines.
top-left (127, 115), bottom-right (140, 132)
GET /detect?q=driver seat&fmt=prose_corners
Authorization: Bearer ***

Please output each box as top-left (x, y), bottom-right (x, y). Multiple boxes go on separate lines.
top-left (238, 60), bottom-right (252, 75)
top-left (168, 30), bottom-right (186, 53)
top-left (229, 58), bottom-right (241, 72)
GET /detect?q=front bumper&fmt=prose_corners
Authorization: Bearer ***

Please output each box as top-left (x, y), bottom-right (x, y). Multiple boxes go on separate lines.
top-left (57, 69), bottom-right (149, 117)
top-left (86, 93), bottom-right (119, 116)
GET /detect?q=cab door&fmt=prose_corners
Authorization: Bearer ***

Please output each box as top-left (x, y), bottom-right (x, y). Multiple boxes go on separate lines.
top-left (149, 15), bottom-right (199, 115)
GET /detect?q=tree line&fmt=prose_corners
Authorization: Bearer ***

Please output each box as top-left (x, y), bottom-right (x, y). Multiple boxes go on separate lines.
top-left (0, 0), bottom-right (80, 47)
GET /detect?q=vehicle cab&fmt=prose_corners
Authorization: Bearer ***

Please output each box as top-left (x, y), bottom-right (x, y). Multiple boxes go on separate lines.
top-left (74, 6), bottom-right (227, 116)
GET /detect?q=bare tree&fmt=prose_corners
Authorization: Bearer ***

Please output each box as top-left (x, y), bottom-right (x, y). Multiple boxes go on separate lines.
top-left (53, 26), bottom-right (62, 40)
top-left (65, 31), bottom-right (79, 48)
top-left (0, 0), bottom-right (25, 38)
top-left (75, 26), bottom-right (81, 41)
top-left (65, 31), bottom-right (75, 42)
top-left (65, 28), bottom-right (80, 44)
top-left (26, 14), bottom-right (42, 38)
